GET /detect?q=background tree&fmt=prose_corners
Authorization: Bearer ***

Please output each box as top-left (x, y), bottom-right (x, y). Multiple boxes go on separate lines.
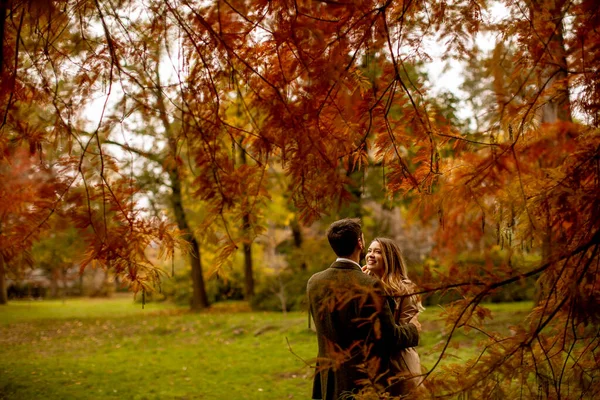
top-left (31, 224), bottom-right (84, 298)
top-left (96, 11), bottom-right (212, 309)
top-left (0, 148), bottom-right (59, 304)
top-left (1, 1), bottom-right (181, 304)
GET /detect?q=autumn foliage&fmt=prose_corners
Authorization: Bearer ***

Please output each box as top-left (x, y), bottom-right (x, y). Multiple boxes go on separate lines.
top-left (1, 0), bottom-right (599, 398)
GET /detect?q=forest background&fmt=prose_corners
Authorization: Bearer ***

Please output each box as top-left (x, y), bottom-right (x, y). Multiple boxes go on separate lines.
top-left (1, 0), bottom-right (599, 398)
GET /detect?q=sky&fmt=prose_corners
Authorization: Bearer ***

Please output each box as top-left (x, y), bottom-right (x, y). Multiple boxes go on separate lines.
top-left (424, 2), bottom-right (509, 123)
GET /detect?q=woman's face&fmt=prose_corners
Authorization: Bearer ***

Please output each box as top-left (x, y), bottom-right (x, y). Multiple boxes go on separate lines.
top-left (366, 241), bottom-right (385, 277)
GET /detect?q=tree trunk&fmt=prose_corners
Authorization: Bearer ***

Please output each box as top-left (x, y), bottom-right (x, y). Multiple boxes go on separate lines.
top-left (277, 274), bottom-right (287, 315)
top-left (154, 63), bottom-right (209, 311)
top-left (188, 235), bottom-right (208, 310)
top-left (170, 168), bottom-right (209, 311)
top-left (528, 0), bottom-right (571, 305)
top-left (171, 173), bottom-right (209, 310)
top-left (242, 213), bottom-right (254, 301)
top-left (0, 0), bottom-right (7, 78)
top-left (238, 145), bottom-right (255, 301)
top-left (540, 29), bottom-right (572, 124)
top-left (344, 162), bottom-right (364, 219)
top-left (291, 217), bottom-right (307, 271)
top-left (529, 0), bottom-right (572, 124)
top-left (50, 269), bottom-right (59, 298)
top-left (0, 252), bottom-right (7, 304)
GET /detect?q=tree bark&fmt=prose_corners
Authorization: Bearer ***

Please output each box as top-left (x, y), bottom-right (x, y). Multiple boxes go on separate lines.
top-left (188, 235), bottom-right (208, 310)
top-left (540, 30), bottom-right (572, 124)
top-left (0, 252), bottom-right (7, 304)
top-left (50, 268), bottom-right (59, 298)
top-left (529, 0), bottom-right (572, 124)
top-left (0, 0), bottom-right (7, 78)
top-left (170, 168), bottom-right (209, 310)
top-left (528, 0), bottom-right (571, 305)
top-left (291, 217), bottom-right (306, 271)
top-left (238, 145), bottom-right (255, 301)
top-left (242, 213), bottom-right (254, 301)
top-left (154, 62), bottom-right (209, 311)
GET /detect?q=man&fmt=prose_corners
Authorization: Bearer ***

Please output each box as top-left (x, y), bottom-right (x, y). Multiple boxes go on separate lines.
top-left (307, 218), bottom-right (420, 400)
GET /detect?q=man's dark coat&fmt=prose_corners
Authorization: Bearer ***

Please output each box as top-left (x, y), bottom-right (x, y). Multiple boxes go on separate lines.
top-left (307, 261), bottom-right (419, 400)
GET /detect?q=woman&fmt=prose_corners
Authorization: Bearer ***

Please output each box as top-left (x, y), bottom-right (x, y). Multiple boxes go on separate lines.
top-left (364, 237), bottom-right (425, 396)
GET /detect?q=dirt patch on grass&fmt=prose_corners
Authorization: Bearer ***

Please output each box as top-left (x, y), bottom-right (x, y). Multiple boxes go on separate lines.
top-left (200, 301), bottom-right (253, 314)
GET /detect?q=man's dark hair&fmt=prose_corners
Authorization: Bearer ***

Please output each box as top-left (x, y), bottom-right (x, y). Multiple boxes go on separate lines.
top-left (327, 218), bottom-right (362, 257)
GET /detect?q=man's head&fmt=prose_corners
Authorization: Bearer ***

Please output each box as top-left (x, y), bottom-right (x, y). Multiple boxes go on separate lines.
top-left (327, 218), bottom-right (364, 258)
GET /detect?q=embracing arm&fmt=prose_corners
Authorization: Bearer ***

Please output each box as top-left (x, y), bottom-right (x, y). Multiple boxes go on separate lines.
top-left (392, 320), bottom-right (419, 349)
top-left (373, 283), bottom-right (419, 350)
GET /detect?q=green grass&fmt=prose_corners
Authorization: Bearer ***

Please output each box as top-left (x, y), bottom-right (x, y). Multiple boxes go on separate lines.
top-left (0, 295), bottom-right (177, 325)
top-left (0, 296), bottom-right (315, 400)
top-left (0, 297), bottom-right (533, 399)
top-left (418, 301), bottom-right (534, 366)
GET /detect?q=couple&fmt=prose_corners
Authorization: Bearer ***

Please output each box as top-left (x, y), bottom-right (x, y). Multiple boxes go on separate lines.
top-left (307, 218), bottom-right (424, 400)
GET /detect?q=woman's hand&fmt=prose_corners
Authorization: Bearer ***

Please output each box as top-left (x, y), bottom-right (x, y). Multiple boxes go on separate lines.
top-left (409, 314), bottom-right (422, 332)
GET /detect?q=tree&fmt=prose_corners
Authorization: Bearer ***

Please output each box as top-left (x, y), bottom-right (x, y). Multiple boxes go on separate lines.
top-left (414, 1), bottom-right (600, 397)
top-left (237, 143), bottom-right (256, 301)
top-left (1, 1), bottom-right (181, 304)
top-left (31, 223), bottom-right (84, 298)
top-left (97, 14), bottom-right (212, 309)
top-left (0, 149), bottom-right (53, 303)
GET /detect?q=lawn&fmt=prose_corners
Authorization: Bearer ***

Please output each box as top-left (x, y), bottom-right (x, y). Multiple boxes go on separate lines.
top-left (0, 296), bottom-right (533, 399)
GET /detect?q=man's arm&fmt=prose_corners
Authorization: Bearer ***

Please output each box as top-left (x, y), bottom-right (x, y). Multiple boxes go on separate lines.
top-left (371, 281), bottom-right (419, 350)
